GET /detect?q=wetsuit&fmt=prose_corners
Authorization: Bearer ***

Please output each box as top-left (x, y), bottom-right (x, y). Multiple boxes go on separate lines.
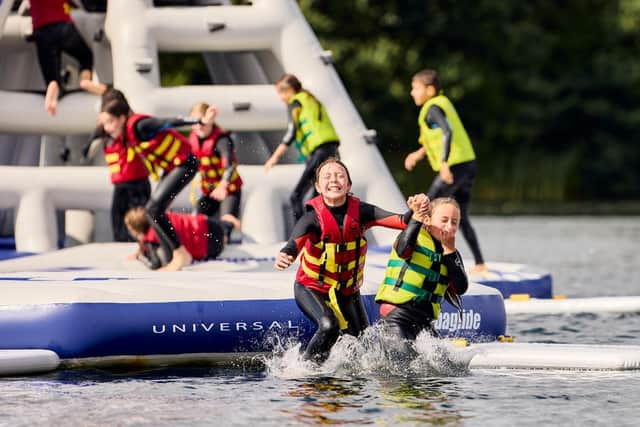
top-left (138, 212), bottom-right (226, 270)
top-left (281, 198), bottom-right (410, 363)
top-left (127, 115), bottom-right (199, 257)
top-left (422, 105), bottom-right (484, 265)
top-left (282, 99), bottom-right (340, 221)
top-left (30, 0), bottom-right (93, 94)
top-left (188, 129), bottom-right (242, 221)
top-left (377, 218), bottom-right (468, 344)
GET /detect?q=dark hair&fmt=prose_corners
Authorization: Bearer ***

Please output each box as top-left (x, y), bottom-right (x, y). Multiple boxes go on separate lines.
top-left (101, 87), bottom-right (128, 107)
top-left (276, 73), bottom-right (303, 93)
top-left (412, 69), bottom-right (441, 93)
top-left (315, 156), bottom-right (352, 185)
top-left (101, 97), bottom-right (131, 117)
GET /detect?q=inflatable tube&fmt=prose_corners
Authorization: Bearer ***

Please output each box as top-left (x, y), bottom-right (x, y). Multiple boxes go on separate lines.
top-left (505, 296), bottom-right (640, 315)
top-left (469, 342), bottom-right (640, 370)
top-left (468, 262), bottom-right (553, 299)
top-left (0, 350), bottom-right (60, 376)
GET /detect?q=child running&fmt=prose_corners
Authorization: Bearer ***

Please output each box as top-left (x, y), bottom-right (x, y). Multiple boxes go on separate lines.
top-left (188, 102), bottom-right (242, 235)
top-left (404, 69), bottom-right (487, 273)
top-left (99, 91), bottom-right (199, 271)
top-left (375, 196), bottom-right (468, 354)
top-left (265, 74), bottom-right (340, 221)
top-left (274, 157), bottom-right (429, 363)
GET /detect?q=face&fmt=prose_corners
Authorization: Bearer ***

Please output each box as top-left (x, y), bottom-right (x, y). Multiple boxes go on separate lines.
top-left (276, 85), bottom-right (294, 103)
top-left (428, 203), bottom-right (460, 241)
top-left (99, 112), bottom-right (126, 139)
top-left (315, 162), bottom-right (351, 206)
top-left (190, 110), bottom-right (207, 138)
top-left (410, 79), bottom-right (435, 106)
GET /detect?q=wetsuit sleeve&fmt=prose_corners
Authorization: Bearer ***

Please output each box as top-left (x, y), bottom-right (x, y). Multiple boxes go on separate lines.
top-left (133, 117), bottom-right (200, 141)
top-left (392, 219), bottom-right (423, 259)
top-left (442, 250), bottom-right (468, 295)
top-left (426, 105), bottom-right (452, 162)
top-left (280, 100), bottom-right (302, 146)
top-left (279, 210), bottom-right (321, 257)
top-left (137, 241), bottom-right (164, 270)
top-left (216, 135), bottom-right (236, 182)
top-left (359, 202), bottom-right (410, 231)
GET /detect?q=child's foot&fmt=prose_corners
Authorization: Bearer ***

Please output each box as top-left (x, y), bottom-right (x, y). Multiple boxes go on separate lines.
top-left (158, 246), bottom-right (193, 271)
top-left (44, 81), bottom-right (59, 116)
top-left (469, 263), bottom-right (489, 274)
top-left (79, 79), bottom-right (107, 96)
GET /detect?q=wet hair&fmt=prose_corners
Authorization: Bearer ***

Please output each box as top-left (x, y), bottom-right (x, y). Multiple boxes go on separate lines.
top-left (412, 69), bottom-right (441, 93)
top-left (429, 197), bottom-right (460, 215)
top-left (101, 87), bottom-right (128, 108)
top-left (315, 156), bottom-right (352, 185)
top-left (101, 96), bottom-right (131, 118)
top-left (190, 101), bottom-right (209, 117)
top-left (124, 207), bottom-right (151, 236)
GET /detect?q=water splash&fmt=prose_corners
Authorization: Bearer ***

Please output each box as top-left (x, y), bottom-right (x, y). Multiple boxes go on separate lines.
top-left (264, 324), bottom-right (475, 379)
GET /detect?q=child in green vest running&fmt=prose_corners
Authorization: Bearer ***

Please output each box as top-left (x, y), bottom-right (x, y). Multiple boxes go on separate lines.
top-left (404, 69), bottom-right (487, 273)
top-left (375, 196), bottom-right (468, 348)
top-left (265, 74), bottom-right (340, 221)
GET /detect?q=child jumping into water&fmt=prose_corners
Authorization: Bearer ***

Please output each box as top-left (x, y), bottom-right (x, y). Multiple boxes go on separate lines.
top-left (265, 74), bottom-right (340, 222)
top-left (404, 69), bottom-right (487, 273)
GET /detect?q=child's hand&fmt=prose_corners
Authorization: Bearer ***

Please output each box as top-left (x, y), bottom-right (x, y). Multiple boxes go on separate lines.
top-left (275, 252), bottom-right (295, 270)
top-left (264, 156), bottom-right (277, 171)
top-left (404, 152), bottom-right (419, 171)
top-left (202, 105), bottom-right (218, 125)
top-left (210, 181), bottom-right (228, 201)
top-left (439, 162), bottom-right (454, 184)
top-left (431, 225), bottom-right (456, 254)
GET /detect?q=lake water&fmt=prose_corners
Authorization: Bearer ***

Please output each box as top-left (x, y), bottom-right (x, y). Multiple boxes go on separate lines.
top-left (2, 216), bottom-right (640, 426)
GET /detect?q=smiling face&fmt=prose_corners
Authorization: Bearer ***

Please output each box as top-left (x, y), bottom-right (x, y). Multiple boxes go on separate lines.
top-left (427, 202), bottom-right (460, 241)
top-left (99, 112), bottom-right (126, 139)
top-left (410, 79), bottom-right (436, 106)
top-left (315, 161), bottom-right (352, 206)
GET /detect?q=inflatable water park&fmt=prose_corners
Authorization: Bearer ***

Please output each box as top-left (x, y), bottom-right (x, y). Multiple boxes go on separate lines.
top-left (1, 0), bottom-right (640, 376)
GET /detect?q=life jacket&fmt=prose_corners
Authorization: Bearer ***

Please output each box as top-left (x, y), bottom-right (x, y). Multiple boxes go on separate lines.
top-left (296, 195), bottom-right (367, 296)
top-left (126, 114), bottom-right (192, 180)
top-left (375, 227), bottom-right (450, 319)
top-left (30, 0), bottom-right (72, 31)
top-left (418, 95), bottom-right (475, 171)
top-left (188, 127), bottom-right (243, 195)
top-left (104, 137), bottom-right (149, 184)
top-left (144, 212), bottom-right (209, 260)
top-left (290, 92), bottom-right (339, 160)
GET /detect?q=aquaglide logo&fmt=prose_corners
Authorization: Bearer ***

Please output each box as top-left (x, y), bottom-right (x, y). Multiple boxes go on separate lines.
top-left (433, 309), bottom-right (482, 332)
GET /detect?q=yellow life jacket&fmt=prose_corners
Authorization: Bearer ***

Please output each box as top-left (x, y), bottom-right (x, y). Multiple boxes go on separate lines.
top-left (290, 91), bottom-right (339, 159)
top-left (418, 95), bottom-right (475, 171)
top-left (375, 228), bottom-right (449, 318)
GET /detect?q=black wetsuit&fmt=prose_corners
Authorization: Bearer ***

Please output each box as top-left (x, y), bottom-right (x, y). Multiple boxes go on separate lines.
top-left (423, 105), bottom-right (484, 265)
top-left (194, 133), bottom-right (242, 221)
top-left (281, 201), bottom-right (411, 363)
top-left (282, 100), bottom-right (340, 221)
top-left (132, 117), bottom-right (199, 255)
top-left (379, 218), bottom-right (469, 345)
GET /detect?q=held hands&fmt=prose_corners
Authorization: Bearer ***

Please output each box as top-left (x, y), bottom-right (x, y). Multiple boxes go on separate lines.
top-left (407, 193), bottom-right (430, 222)
top-left (275, 252), bottom-right (295, 270)
top-left (439, 162), bottom-right (454, 184)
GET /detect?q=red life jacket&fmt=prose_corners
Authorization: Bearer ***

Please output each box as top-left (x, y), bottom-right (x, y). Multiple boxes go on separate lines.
top-left (30, 0), bottom-right (72, 31)
top-left (296, 195), bottom-right (368, 295)
top-left (188, 127), bottom-right (243, 195)
top-left (104, 137), bottom-right (149, 184)
top-left (144, 212), bottom-right (209, 260)
top-left (126, 114), bottom-right (192, 180)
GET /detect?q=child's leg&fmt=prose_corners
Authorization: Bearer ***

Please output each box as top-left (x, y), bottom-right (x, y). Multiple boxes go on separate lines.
top-left (294, 283), bottom-right (340, 363)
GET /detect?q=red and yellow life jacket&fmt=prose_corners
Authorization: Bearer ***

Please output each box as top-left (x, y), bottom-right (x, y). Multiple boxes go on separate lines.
top-left (188, 128), bottom-right (243, 195)
top-left (296, 195), bottom-right (367, 296)
top-left (144, 212), bottom-right (209, 260)
top-left (126, 114), bottom-right (192, 180)
top-left (104, 137), bottom-right (149, 184)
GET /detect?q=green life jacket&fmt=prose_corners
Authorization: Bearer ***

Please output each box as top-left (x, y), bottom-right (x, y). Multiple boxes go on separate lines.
top-left (290, 91), bottom-right (339, 159)
top-left (375, 227), bottom-right (450, 318)
top-left (418, 94), bottom-right (475, 171)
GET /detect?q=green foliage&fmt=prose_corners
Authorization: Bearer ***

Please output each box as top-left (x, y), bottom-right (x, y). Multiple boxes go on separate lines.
top-left (299, 0), bottom-right (640, 201)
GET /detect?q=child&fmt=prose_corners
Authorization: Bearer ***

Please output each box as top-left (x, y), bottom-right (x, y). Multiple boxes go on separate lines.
top-left (274, 157), bottom-right (428, 363)
top-left (29, 0), bottom-right (106, 116)
top-left (404, 69), bottom-right (487, 273)
top-left (125, 207), bottom-right (226, 270)
top-left (188, 102), bottom-right (242, 235)
top-left (99, 91), bottom-right (199, 271)
top-left (265, 74), bottom-right (340, 221)
top-left (375, 196), bottom-right (468, 348)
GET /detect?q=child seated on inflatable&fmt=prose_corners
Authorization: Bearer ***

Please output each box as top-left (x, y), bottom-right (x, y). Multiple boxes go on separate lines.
top-left (375, 195), bottom-right (469, 355)
top-left (124, 207), bottom-right (231, 271)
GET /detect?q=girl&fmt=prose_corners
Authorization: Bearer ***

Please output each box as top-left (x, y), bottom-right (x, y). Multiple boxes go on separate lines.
top-left (188, 102), bottom-right (242, 234)
top-left (99, 92), bottom-right (199, 271)
top-left (404, 69), bottom-right (487, 273)
top-left (265, 74), bottom-right (340, 221)
top-left (375, 196), bottom-right (468, 346)
top-left (274, 157), bottom-right (429, 363)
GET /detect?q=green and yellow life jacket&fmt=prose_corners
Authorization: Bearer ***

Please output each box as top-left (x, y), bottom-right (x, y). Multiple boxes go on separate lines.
top-left (290, 91), bottom-right (339, 159)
